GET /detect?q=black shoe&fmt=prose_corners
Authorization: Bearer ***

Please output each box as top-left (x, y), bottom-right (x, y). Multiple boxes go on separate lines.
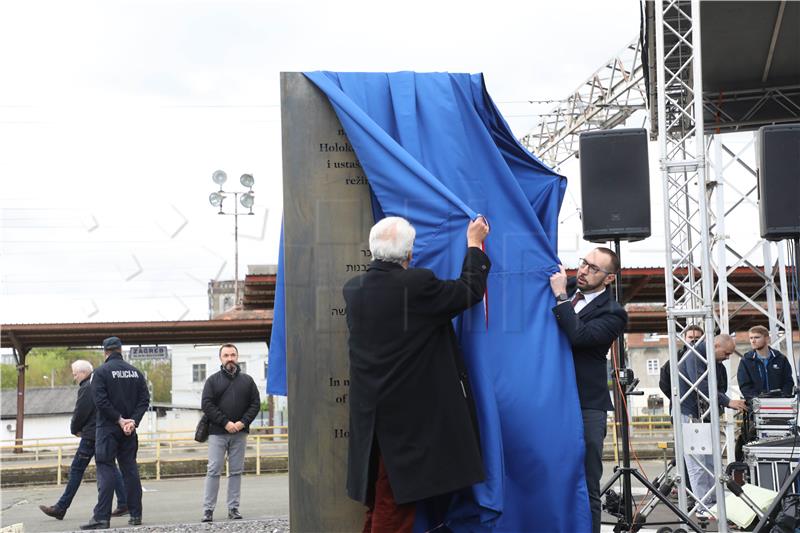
top-left (79, 518), bottom-right (110, 530)
top-left (228, 508), bottom-right (242, 520)
top-left (201, 510), bottom-right (213, 522)
top-left (128, 516), bottom-right (142, 526)
top-left (39, 505), bottom-right (66, 520)
top-left (111, 505), bottom-right (129, 517)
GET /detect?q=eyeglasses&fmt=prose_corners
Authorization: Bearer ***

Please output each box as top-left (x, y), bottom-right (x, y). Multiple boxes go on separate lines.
top-left (579, 258), bottom-right (611, 276)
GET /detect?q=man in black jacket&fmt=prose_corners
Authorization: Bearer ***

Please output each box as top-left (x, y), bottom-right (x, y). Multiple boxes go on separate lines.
top-left (550, 247), bottom-right (628, 533)
top-left (40, 360), bottom-right (128, 520)
top-left (200, 343), bottom-right (261, 523)
top-left (81, 337), bottom-right (149, 530)
top-left (659, 324), bottom-right (704, 414)
top-left (737, 325), bottom-right (795, 400)
top-left (343, 216), bottom-right (490, 533)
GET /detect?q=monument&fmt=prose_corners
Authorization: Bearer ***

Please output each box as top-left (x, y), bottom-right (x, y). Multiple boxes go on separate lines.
top-left (280, 72), bottom-right (369, 532)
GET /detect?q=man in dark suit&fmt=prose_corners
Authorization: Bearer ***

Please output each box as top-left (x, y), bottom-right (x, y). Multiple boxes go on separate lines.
top-left (737, 325), bottom-right (795, 400)
top-left (549, 247), bottom-right (628, 533)
top-left (343, 215), bottom-right (490, 533)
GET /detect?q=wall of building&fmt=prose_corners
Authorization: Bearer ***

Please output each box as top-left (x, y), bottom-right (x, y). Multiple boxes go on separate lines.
top-left (171, 342), bottom-right (264, 407)
top-left (1, 414), bottom-right (76, 443)
top-left (2, 408), bottom-right (207, 445)
top-left (170, 341), bottom-right (286, 426)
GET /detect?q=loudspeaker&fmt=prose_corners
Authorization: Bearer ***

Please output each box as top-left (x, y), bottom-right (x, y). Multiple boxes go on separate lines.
top-left (758, 124), bottom-right (800, 241)
top-left (579, 128), bottom-right (651, 243)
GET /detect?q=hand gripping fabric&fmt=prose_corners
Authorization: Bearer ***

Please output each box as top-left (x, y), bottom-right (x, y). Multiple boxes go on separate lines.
top-left (270, 71), bottom-right (591, 532)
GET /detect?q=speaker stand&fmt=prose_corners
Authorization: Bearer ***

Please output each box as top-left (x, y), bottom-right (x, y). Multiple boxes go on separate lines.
top-left (600, 239), bottom-right (702, 532)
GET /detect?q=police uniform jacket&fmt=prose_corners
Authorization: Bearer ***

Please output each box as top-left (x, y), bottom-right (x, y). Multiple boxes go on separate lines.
top-left (201, 366), bottom-right (261, 435)
top-left (70, 375), bottom-right (97, 439)
top-left (737, 348), bottom-right (794, 400)
top-left (552, 278), bottom-right (628, 411)
top-left (343, 246), bottom-right (490, 506)
top-left (92, 352), bottom-right (150, 428)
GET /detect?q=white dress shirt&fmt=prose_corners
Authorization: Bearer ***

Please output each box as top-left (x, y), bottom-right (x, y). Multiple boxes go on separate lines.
top-left (573, 287), bottom-right (605, 314)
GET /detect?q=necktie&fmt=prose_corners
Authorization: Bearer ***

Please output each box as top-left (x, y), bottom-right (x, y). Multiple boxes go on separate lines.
top-left (571, 292), bottom-right (585, 308)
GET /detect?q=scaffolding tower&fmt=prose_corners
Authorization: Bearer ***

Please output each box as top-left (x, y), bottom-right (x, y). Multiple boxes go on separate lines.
top-left (521, 0), bottom-right (799, 527)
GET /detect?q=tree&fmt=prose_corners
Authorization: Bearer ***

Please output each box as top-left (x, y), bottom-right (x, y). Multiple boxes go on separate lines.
top-left (0, 347), bottom-right (103, 390)
top-left (136, 360), bottom-right (172, 403)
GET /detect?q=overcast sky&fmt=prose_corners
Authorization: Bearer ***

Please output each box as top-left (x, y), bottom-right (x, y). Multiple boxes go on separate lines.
top-left (1, 1), bottom-right (658, 324)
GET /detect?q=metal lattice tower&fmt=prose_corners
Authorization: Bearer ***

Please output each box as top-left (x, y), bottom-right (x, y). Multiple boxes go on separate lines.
top-left (519, 37), bottom-right (648, 169)
top-left (655, 0), bottom-right (728, 522)
top-left (520, 0), bottom-right (797, 526)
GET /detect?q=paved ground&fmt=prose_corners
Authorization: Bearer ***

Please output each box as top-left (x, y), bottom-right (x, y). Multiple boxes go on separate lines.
top-left (0, 461), bottom-right (720, 532)
top-left (0, 473), bottom-right (289, 532)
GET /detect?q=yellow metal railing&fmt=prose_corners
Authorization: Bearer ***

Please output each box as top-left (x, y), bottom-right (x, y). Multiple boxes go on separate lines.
top-left (0, 426), bottom-right (288, 486)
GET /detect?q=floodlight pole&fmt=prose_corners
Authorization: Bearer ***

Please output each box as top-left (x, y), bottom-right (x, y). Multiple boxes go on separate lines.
top-left (219, 191), bottom-right (246, 306)
top-left (210, 172), bottom-right (255, 308)
top-left (234, 192), bottom-right (240, 306)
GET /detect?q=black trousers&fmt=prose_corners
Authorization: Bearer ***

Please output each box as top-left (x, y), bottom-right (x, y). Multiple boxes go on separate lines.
top-left (582, 408), bottom-right (607, 533)
top-left (93, 426), bottom-right (142, 521)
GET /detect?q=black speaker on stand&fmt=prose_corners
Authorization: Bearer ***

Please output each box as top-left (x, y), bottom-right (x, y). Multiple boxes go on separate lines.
top-left (758, 124), bottom-right (800, 242)
top-left (579, 128), bottom-right (651, 243)
top-left (752, 124), bottom-right (800, 531)
top-left (578, 129), bottom-right (700, 532)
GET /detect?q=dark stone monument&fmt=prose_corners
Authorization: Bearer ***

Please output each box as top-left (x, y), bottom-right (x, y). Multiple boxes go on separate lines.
top-left (280, 72), bottom-right (370, 532)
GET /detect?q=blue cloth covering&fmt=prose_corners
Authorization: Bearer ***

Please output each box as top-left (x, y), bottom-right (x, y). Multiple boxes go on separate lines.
top-left (267, 226), bottom-right (287, 396)
top-left (268, 71), bottom-right (591, 532)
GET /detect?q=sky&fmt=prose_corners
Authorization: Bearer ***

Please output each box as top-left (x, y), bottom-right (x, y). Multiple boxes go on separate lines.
top-left (0, 0), bottom-right (723, 324)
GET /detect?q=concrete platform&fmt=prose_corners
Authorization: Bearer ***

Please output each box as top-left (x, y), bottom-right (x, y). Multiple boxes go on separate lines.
top-left (0, 473), bottom-right (289, 532)
top-left (0, 462), bottom-right (725, 532)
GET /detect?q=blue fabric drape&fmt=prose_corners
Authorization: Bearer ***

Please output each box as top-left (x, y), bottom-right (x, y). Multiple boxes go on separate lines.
top-left (267, 226), bottom-right (287, 396)
top-left (269, 71), bottom-right (591, 532)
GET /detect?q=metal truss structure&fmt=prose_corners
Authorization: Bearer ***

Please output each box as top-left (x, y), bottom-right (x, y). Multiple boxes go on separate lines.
top-left (655, 0), bottom-right (729, 521)
top-left (519, 37), bottom-right (648, 169)
top-left (521, 0), bottom-right (797, 528)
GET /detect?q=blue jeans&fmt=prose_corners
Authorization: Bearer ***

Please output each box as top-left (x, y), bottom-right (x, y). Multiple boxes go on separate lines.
top-left (56, 437), bottom-right (127, 512)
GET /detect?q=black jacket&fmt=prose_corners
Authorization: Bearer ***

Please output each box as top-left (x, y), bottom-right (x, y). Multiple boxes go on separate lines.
top-left (659, 343), bottom-right (696, 405)
top-left (343, 247), bottom-right (490, 505)
top-left (201, 365), bottom-right (261, 435)
top-left (71, 375), bottom-right (97, 439)
top-left (92, 352), bottom-right (150, 428)
top-left (737, 348), bottom-right (794, 400)
top-left (552, 279), bottom-right (628, 411)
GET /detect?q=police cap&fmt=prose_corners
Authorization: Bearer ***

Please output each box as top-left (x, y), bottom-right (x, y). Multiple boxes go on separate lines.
top-left (102, 336), bottom-right (123, 350)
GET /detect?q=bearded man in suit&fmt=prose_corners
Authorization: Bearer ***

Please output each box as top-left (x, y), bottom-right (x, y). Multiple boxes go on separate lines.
top-left (550, 247), bottom-right (628, 533)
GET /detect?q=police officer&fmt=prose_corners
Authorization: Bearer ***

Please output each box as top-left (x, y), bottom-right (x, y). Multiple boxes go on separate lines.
top-left (81, 337), bottom-right (149, 530)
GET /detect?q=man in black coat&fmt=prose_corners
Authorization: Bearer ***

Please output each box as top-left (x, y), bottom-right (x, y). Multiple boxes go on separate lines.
top-left (343, 215), bottom-right (490, 532)
top-left (550, 247), bottom-right (628, 533)
top-left (200, 343), bottom-right (261, 523)
top-left (737, 325), bottom-right (795, 400)
top-left (39, 360), bottom-right (128, 520)
top-left (659, 324), bottom-right (704, 411)
top-left (81, 337), bottom-right (149, 530)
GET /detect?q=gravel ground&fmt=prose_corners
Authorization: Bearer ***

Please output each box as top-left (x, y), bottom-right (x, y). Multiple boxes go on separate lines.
top-left (54, 517), bottom-right (289, 533)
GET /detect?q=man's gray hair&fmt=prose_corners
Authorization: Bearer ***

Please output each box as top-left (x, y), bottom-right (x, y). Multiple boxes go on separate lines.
top-left (369, 217), bottom-right (416, 264)
top-left (71, 360), bottom-right (93, 374)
